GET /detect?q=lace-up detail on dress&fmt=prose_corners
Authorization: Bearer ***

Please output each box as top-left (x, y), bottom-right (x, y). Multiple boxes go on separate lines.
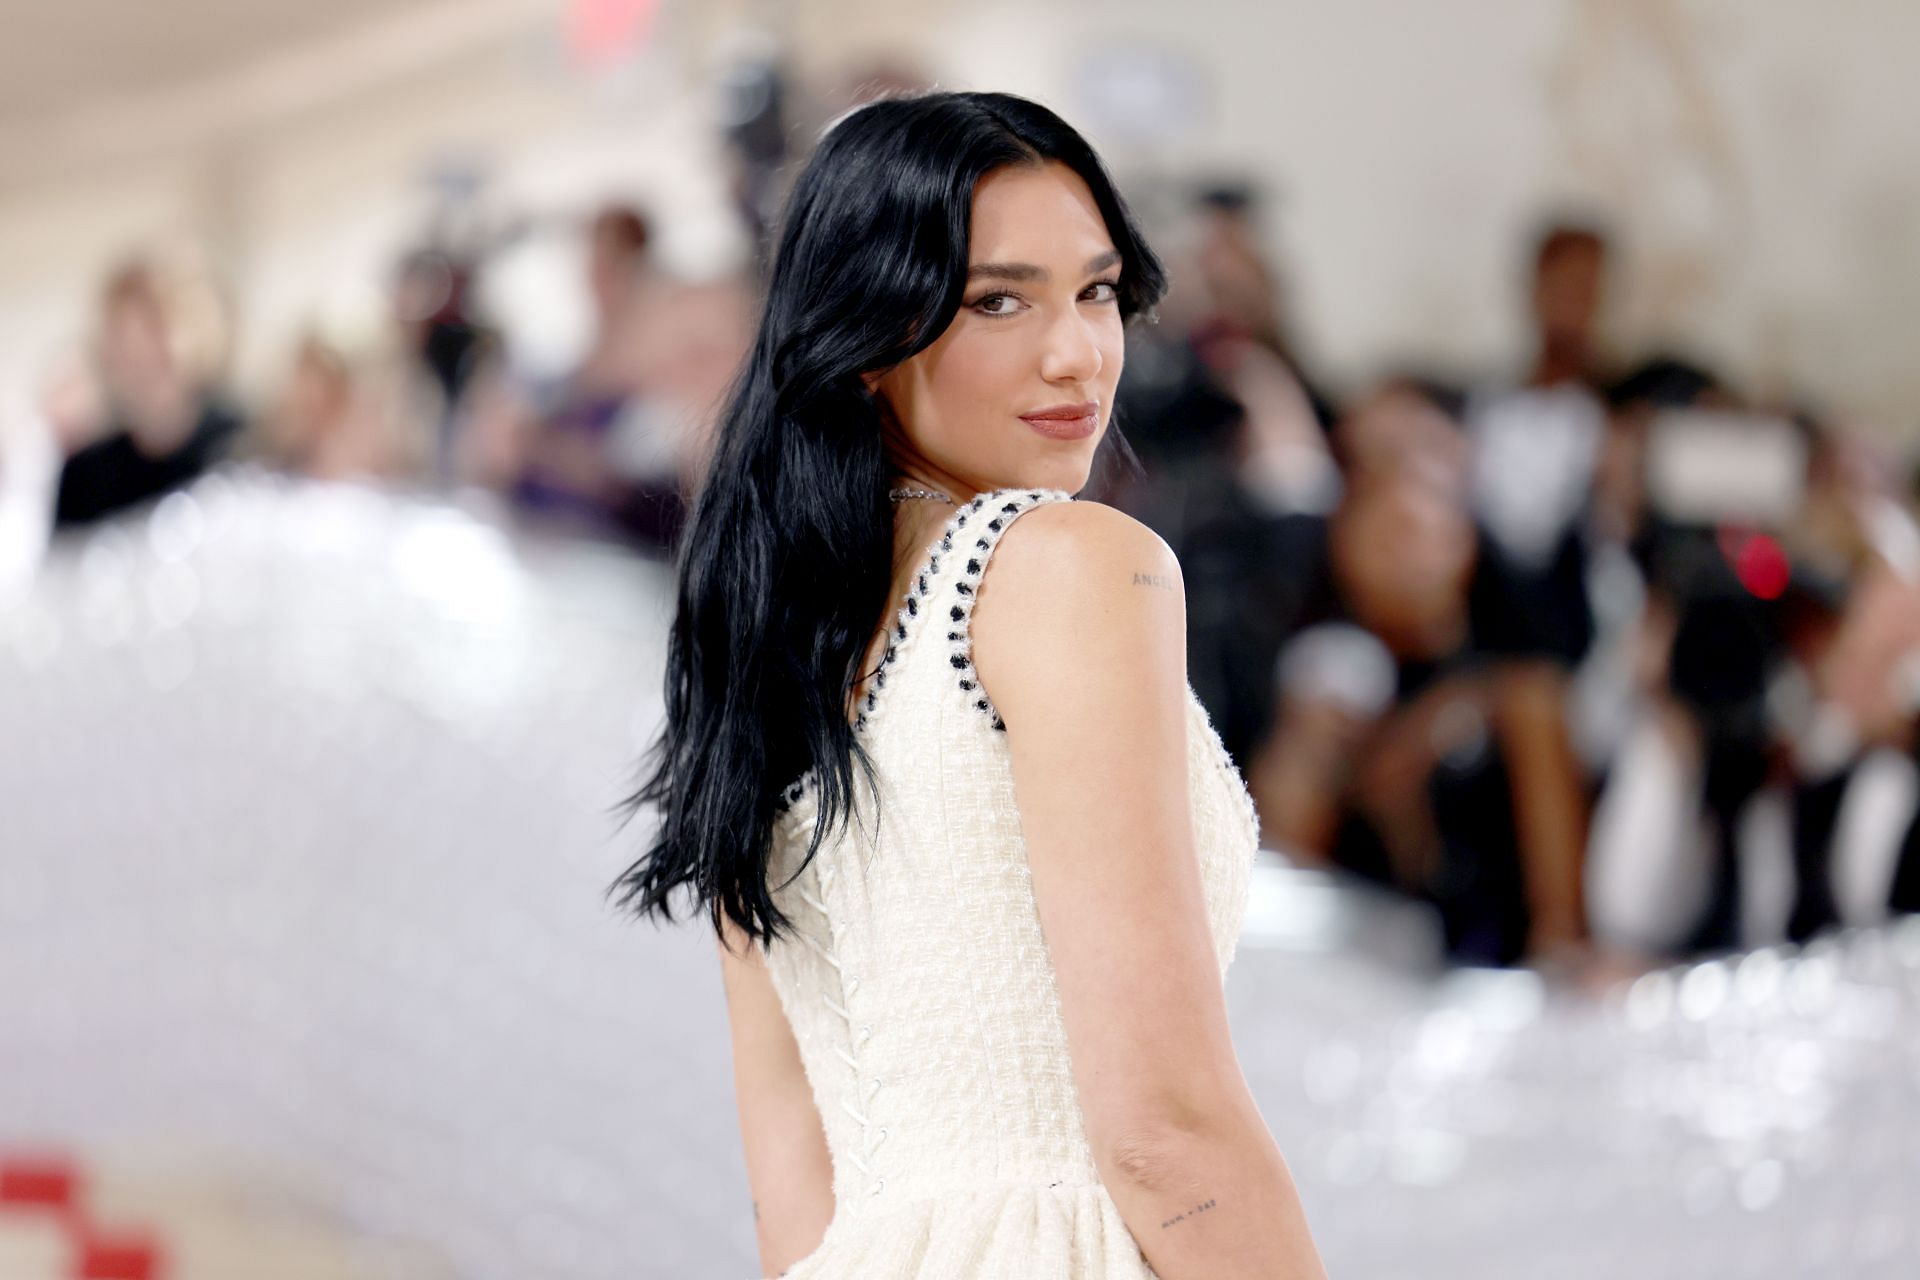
top-left (791, 858), bottom-right (891, 1197)
top-left (756, 485), bottom-right (1260, 1279)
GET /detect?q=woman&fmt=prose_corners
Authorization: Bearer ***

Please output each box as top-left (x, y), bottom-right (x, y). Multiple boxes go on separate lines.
top-left (612, 91), bottom-right (1326, 1280)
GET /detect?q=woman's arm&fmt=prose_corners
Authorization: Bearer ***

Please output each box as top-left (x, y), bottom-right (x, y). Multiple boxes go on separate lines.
top-left (973, 500), bottom-right (1327, 1280)
top-left (715, 913), bottom-right (835, 1277)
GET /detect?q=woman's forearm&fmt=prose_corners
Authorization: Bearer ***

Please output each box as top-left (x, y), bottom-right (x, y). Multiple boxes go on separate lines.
top-left (1097, 1101), bottom-right (1328, 1280)
top-left (755, 1189), bottom-right (830, 1280)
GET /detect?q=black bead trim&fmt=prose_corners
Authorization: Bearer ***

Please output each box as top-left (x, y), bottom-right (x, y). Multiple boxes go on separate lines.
top-left (941, 486), bottom-right (1075, 734)
top-left (773, 484), bottom-right (1075, 815)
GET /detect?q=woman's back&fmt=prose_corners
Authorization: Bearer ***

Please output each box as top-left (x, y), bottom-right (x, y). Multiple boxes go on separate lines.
top-left (761, 486), bottom-right (1259, 1278)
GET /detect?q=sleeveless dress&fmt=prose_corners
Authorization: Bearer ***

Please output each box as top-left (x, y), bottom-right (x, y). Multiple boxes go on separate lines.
top-left (759, 486), bottom-right (1260, 1279)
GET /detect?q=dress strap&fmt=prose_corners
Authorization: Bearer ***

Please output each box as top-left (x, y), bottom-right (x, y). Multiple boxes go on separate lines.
top-left (931, 486), bottom-right (1076, 731)
top-left (773, 485), bottom-right (1075, 817)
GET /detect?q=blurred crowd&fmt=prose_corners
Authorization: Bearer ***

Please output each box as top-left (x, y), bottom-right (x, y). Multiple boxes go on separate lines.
top-left (1101, 187), bottom-right (1920, 976)
top-left (5, 86), bottom-right (1918, 980)
top-left (3, 199), bottom-right (744, 572)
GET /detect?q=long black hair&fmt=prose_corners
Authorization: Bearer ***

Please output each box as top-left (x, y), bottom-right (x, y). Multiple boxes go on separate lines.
top-left (608, 91), bottom-right (1169, 948)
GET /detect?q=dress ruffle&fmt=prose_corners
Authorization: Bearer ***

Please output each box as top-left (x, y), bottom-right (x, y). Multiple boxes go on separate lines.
top-left (768, 1183), bottom-right (1158, 1280)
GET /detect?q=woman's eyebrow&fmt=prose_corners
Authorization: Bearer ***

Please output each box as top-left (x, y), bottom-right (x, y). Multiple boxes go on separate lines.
top-left (966, 250), bottom-right (1124, 283)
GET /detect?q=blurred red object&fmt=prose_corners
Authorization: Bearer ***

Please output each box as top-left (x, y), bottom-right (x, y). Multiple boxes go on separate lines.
top-left (566, 0), bottom-right (659, 70)
top-left (75, 1233), bottom-right (161, 1280)
top-left (0, 1154), bottom-right (79, 1211)
top-left (1722, 527), bottom-right (1791, 600)
top-left (3, 1154), bottom-right (169, 1279)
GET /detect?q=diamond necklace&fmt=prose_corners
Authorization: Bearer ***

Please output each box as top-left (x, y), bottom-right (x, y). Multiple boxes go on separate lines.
top-left (887, 485), bottom-right (956, 504)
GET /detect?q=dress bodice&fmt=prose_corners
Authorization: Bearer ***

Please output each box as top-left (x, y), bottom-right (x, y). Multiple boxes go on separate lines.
top-left (758, 487), bottom-right (1259, 1279)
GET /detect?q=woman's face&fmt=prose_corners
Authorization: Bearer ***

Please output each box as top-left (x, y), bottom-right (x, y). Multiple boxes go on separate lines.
top-left (871, 160), bottom-right (1126, 497)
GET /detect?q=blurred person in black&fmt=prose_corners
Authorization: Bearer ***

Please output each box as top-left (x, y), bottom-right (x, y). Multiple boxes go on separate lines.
top-left (1586, 359), bottom-right (1920, 952)
top-left (1581, 358), bottom-right (1763, 954)
top-left (53, 257), bottom-right (244, 529)
top-left (391, 244), bottom-right (500, 485)
top-left (1184, 182), bottom-right (1340, 434)
top-left (1097, 179), bottom-right (1338, 513)
top-left (1611, 365), bottom-right (1779, 954)
top-left (1241, 382), bottom-right (1597, 970)
top-left (1748, 412), bottom-right (1920, 938)
top-left (1099, 180), bottom-right (1342, 768)
top-left (1351, 218), bottom-right (1622, 960)
top-left (1460, 219), bottom-right (1614, 678)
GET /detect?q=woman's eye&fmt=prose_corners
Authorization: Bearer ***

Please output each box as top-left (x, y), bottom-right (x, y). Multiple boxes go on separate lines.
top-left (970, 281), bottom-right (1117, 315)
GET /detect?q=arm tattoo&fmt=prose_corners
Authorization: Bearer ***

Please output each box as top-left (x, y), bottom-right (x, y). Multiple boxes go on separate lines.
top-left (1160, 1196), bottom-right (1219, 1230)
top-left (1132, 570), bottom-right (1178, 592)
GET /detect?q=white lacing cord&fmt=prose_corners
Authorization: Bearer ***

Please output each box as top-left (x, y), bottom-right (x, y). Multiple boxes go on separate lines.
top-left (799, 863), bottom-right (888, 1196)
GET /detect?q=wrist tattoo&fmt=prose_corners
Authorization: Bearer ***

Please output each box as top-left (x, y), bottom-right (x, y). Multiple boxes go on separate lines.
top-left (1160, 1196), bottom-right (1218, 1230)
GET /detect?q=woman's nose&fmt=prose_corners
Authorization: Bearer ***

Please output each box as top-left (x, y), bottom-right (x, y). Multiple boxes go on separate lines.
top-left (1038, 308), bottom-right (1104, 384)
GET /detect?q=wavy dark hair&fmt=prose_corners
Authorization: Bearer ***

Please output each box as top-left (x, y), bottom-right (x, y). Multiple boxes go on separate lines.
top-left (608, 91), bottom-right (1169, 948)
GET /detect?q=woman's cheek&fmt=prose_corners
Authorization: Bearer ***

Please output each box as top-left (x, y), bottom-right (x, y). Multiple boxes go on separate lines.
top-left (1100, 331), bottom-right (1127, 390)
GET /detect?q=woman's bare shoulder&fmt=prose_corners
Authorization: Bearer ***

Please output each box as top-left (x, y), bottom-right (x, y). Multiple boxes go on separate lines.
top-left (971, 497), bottom-right (1186, 705)
top-left (988, 497), bottom-right (1183, 603)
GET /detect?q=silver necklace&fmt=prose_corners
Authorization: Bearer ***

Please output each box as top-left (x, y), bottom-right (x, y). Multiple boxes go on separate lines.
top-left (887, 485), bottom-right (956, 505)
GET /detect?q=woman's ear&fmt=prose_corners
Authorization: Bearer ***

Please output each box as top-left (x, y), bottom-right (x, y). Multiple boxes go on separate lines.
top-left (859, 369), bottom-right (883, 396)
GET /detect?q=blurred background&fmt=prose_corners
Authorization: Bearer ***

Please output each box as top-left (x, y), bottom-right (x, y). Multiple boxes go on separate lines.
top-left (3, 1), bottom-right (1917, 1277)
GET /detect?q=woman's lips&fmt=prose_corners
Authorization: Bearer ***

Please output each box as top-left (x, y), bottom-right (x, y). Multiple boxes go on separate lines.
top-left (1020, 402), bottom-right (1099, 440)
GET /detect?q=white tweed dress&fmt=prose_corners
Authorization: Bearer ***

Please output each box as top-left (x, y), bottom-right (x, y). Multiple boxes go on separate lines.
top-left (760, 486), bottom-right (1260, 1279)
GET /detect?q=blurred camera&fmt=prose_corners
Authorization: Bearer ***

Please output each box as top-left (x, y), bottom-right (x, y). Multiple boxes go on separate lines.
top-left (1645, 409), bottom-right (1808, 530)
